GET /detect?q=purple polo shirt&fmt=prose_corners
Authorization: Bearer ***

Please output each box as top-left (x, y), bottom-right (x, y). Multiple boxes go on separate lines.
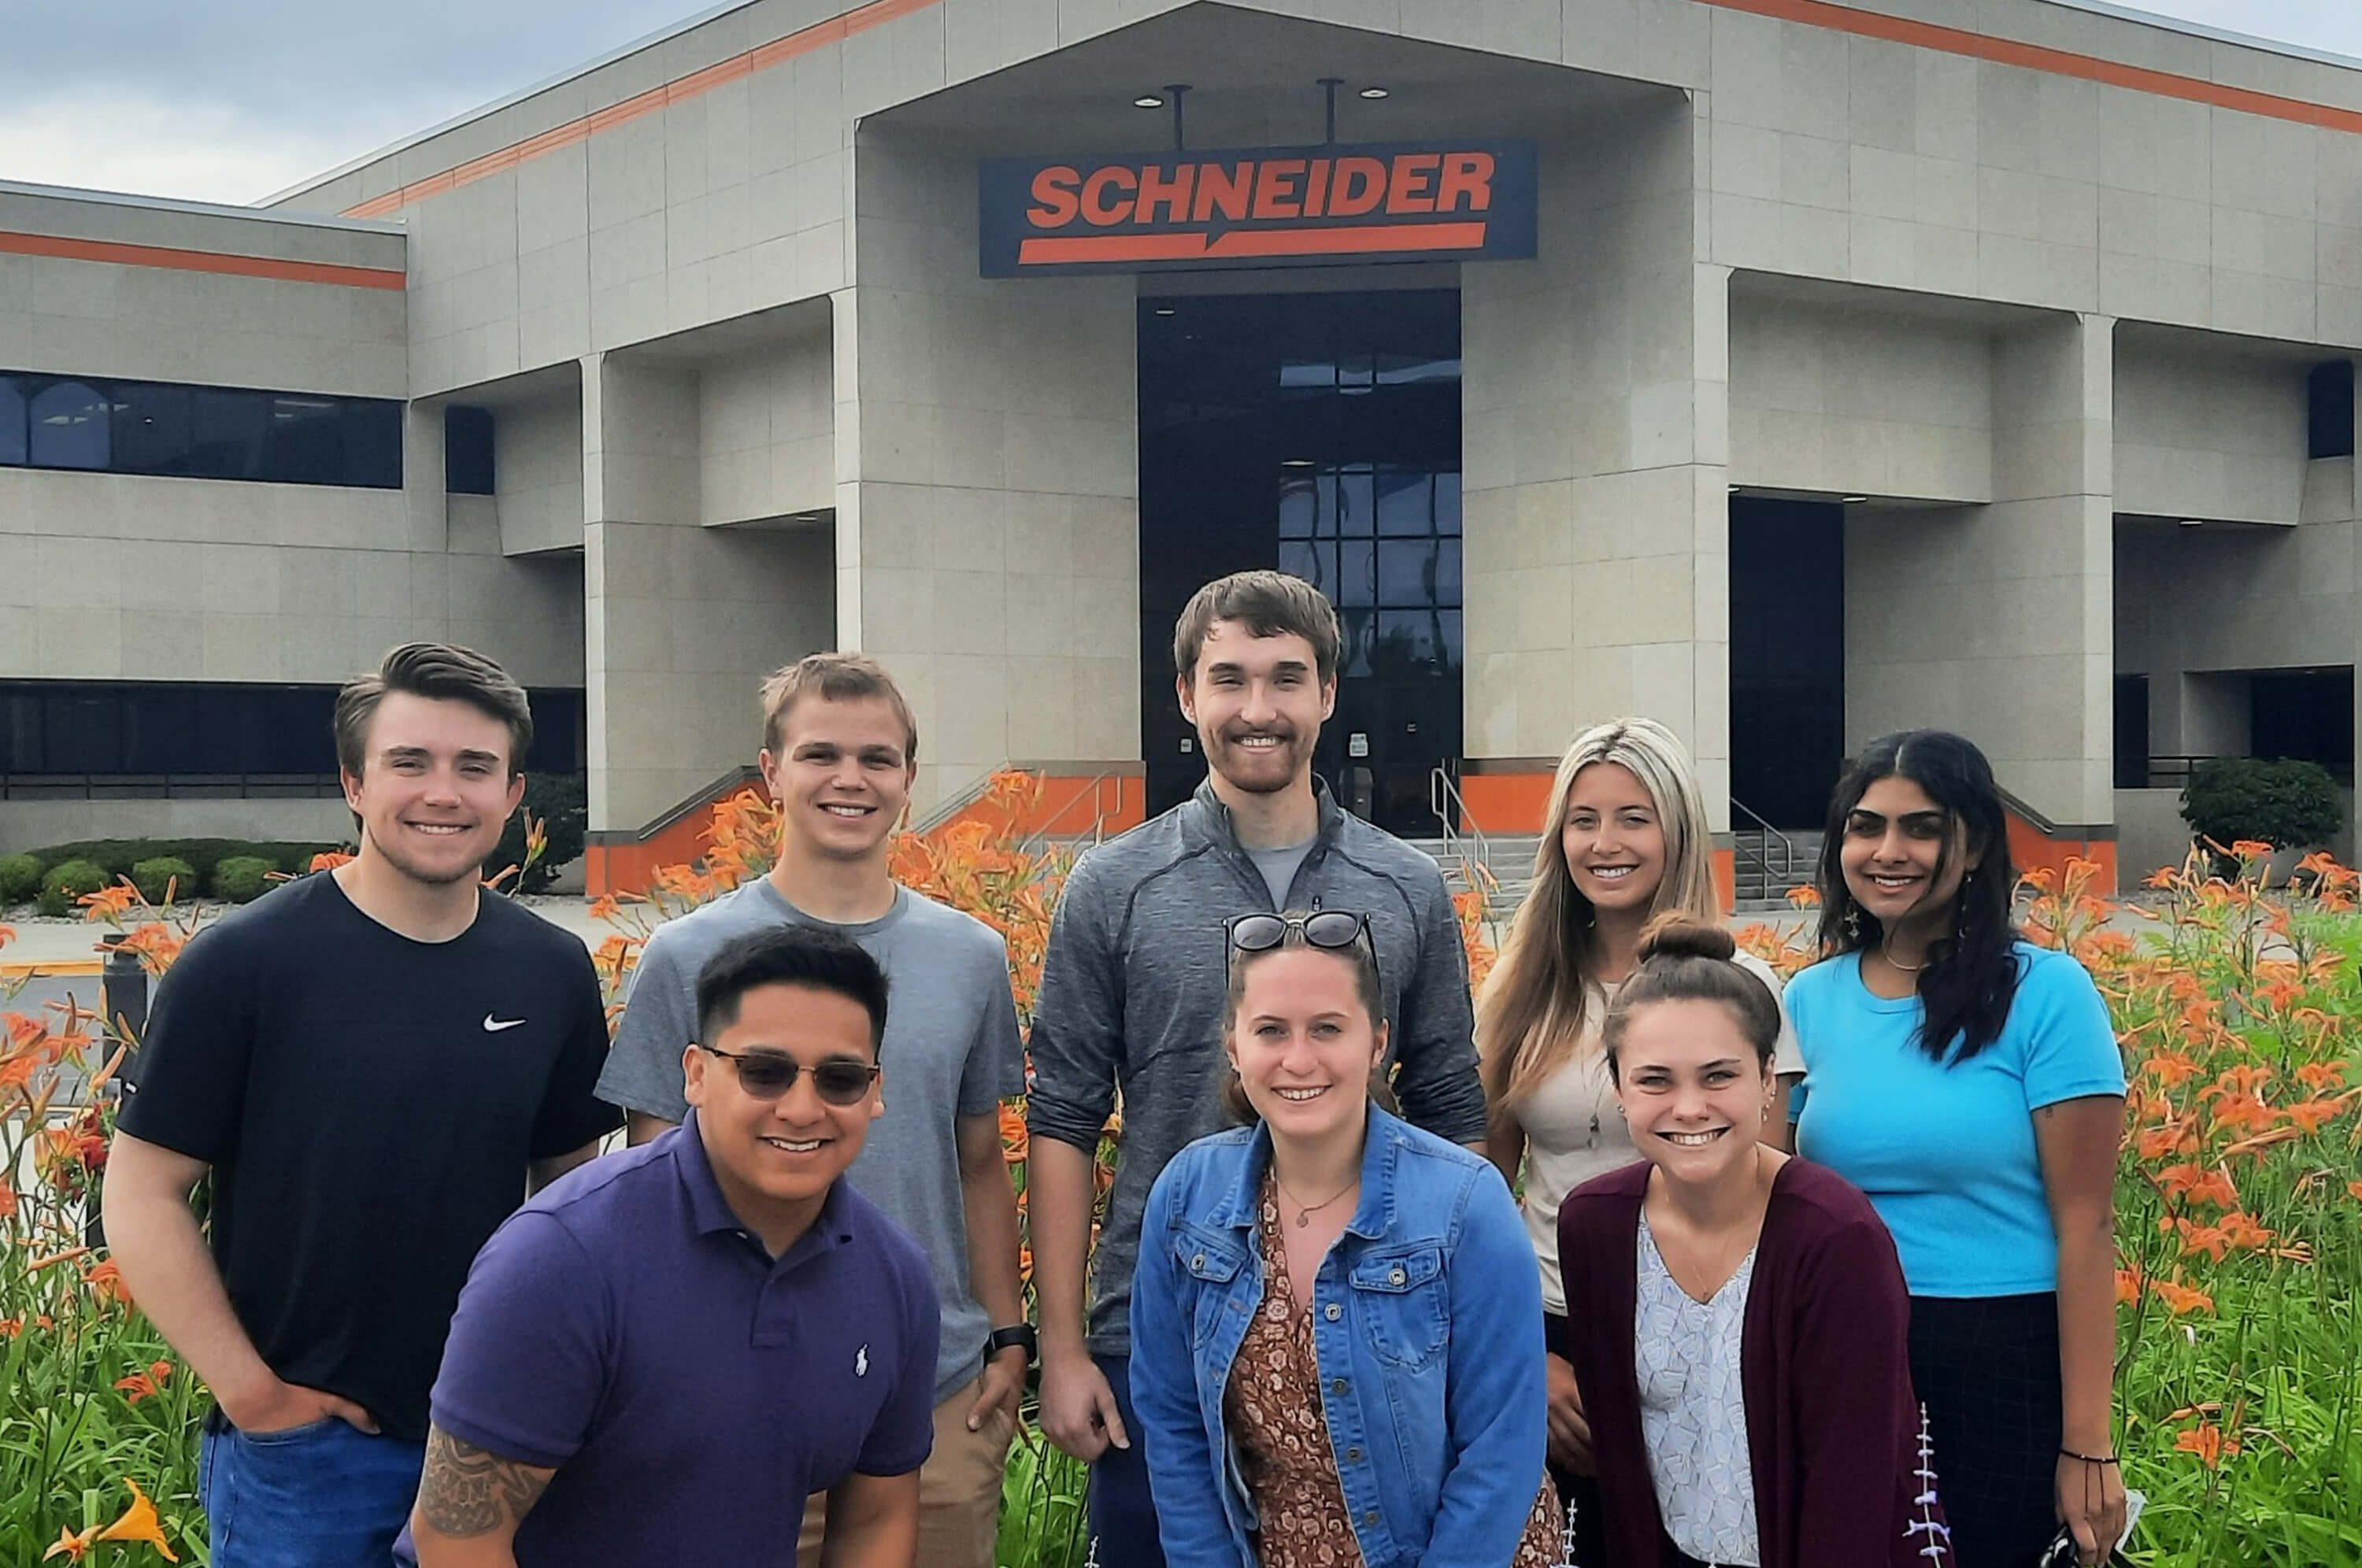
top-left (398, 1112), bottom-right (938, 1566)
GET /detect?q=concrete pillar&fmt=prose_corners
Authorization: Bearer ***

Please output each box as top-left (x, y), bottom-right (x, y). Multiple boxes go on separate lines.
top-left (837, 135), bottom-right (1140, 815)
top-left (1461, 96), bottom-right (1729, 827)
top-left (583, 349), bottom-right (835, 834)
top-left (1848, 312), bottom-right (2116, 828)
top-left (403, 402), bottom-right (449, 556)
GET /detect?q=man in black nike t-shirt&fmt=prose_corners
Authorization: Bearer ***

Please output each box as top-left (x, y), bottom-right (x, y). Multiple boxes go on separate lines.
top-left (103, 644), bottom-right (619, 1568)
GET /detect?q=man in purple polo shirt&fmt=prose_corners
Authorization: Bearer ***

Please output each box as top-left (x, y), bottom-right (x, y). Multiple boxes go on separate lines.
top-left (401, 926), bottom-right (939, 1567)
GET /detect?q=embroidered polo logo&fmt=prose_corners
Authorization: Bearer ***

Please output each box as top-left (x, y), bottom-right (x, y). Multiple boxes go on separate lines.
top-left (855, 1344), bottom-right (869, 1378)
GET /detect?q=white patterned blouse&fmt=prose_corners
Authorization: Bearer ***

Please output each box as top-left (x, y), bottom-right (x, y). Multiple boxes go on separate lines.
top-left (1634, 1213), bottom-right (1761, 1567)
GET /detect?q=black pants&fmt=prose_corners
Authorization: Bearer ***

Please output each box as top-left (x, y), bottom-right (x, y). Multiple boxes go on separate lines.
top-left (1909, 1292), bottom-right (2064, 1568)
top-left (1541, 1311), bottom-right (1612, 1567)
top-left (1086, 1352), bottom-right (1168, 1568)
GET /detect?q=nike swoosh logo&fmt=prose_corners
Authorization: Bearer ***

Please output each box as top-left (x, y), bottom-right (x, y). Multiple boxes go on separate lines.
top-left (483, 1015), bottom-right (528, 1033)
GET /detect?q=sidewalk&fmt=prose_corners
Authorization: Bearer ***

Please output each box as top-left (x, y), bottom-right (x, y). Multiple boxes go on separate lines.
top-left (1, 895), bottom-right (625, 976)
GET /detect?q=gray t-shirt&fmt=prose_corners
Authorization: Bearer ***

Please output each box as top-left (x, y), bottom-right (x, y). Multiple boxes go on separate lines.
top-left (594, 877), bottom-right (1025, 1406)
top-left (1243, 837), bottom-right (1317, 912)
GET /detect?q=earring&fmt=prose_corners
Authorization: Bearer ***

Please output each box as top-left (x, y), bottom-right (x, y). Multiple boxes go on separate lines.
top-left (1843, 907), bottom-right (1860, 941)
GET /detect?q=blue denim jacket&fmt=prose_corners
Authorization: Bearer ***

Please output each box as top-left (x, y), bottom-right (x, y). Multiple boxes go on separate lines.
top-left (1128, 1108), bottom-right (1547, 1568)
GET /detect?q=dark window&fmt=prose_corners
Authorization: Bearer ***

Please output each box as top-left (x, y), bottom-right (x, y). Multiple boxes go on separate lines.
top-left (2251, 667), bottom-right (2355, 785)
top-left (0, 375), bottom-right (24, 466)
top-left (28, 381), bottom-right (110, 469)
top-left (2309, 361), bottom-right (2354, 459)
top-left (2113, 674), bottom-right (2150, 790)
top-left (112, 382), bottom-right (195, 475)
top-left (0, 371), bottom-right (402, 489)
top-left (191, 387), bottom-right (269, 479)
top-left (446, 405), bottom-right (496, 495)
top-left (0, 681), bottom-right (589, 782)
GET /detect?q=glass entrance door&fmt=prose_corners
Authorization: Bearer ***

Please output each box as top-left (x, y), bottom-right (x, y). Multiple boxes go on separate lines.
top-left (1138, 290), bottom-right (1462, 836)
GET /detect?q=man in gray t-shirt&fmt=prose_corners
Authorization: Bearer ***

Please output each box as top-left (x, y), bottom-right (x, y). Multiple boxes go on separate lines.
top-left (593, 655), bottom-right (1027, 1568)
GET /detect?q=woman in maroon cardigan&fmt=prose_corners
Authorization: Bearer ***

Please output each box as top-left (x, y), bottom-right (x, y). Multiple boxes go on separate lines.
top-left (1556, 917), bottom-right (1947, 1568)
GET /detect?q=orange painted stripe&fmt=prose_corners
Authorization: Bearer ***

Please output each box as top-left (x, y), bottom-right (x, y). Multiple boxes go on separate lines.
top-left (343, 0), bottom-right (2362, 224)
top-left (343, 0), bottom-right (928, 219)
top-left (1017, 221), bottom-right (1488, 265)
top-left (1705, 0), bottom-right (2362, 134)
top-left (1205, 221), bottom-right (1488, 257)
top-left (0, 228), bottom-right (405, 290)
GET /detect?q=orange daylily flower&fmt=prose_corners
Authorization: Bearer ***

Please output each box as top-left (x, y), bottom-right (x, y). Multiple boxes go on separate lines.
top-left (309, 850), bottom-right (354, 872)
top-left (2113, 1269), bottom-right (2142, 1304)
top-left (2217, 1211), bottom-right (2274, 1252)
top-left (43, 1525), bottom-right (94, 1562)
top-left (2175, 1420), bottom-right (2240, 1468)
top-left (2149, 1279), bottom-right (2215, 1315)
top-left (93, 1478), bottom-right (180, 1560)
top-left (1784, 884), bottom-right (1820, 908)
top-left (2282, 1096), bottom-right (2349, 1134)
top-left (2175, 1222), bottom-right (2230, 1263)
top-left (83, 1258), bottom-right (133, 1306)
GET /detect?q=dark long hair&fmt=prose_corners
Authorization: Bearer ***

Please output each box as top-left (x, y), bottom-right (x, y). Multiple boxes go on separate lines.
top-left (1814, 730), bottom-right (2020, 1063)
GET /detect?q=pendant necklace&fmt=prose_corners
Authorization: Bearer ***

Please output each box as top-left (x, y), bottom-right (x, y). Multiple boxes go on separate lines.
top-left (1882, 941), bottom-right (1928, 975)
top-left (1277, 1176), bottom-right (1358, 1229)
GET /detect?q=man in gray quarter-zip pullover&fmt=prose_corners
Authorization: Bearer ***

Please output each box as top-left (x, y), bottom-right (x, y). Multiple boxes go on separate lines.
top-left (1025, 570), bottom-right (1486, 1568)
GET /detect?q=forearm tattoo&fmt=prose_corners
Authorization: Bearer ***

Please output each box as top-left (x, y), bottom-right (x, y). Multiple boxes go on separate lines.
top-left (416, 1426), bottom-right (552, 1538)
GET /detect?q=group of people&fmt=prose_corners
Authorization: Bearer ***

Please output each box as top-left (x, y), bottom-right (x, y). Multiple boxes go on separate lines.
top-left (98, 568), bottom-right (2131, 1568)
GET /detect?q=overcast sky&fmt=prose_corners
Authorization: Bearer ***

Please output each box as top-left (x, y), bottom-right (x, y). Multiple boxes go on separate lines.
top-left (2, 1), bottom-right (2359, 208)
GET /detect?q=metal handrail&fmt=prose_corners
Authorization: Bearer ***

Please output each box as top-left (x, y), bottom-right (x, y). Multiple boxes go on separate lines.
top-left (909, 771), bottom-right (1001, 836)
top-left (1728, 796), bottom-right (1797, 893)
top-left (1429, 767), bottom-right (1497, 905)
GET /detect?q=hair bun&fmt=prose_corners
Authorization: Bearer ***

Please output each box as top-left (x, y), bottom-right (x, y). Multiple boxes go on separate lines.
top-left (1635, 913), bottom-right (1735, 965)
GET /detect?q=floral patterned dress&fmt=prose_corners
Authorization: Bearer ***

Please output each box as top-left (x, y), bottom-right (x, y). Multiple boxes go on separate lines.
top-left (1222, 1174), bottom-right (1565, 1568)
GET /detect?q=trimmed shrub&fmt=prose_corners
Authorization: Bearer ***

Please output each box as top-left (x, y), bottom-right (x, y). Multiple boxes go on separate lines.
top-left (2181, 756), bottom-right (2344, 853)
top-left (211, 856), bottom-right (277, 904)
top-left (38, 859), bottom-right (110, 918)
top-left (130, 856), bottom-right (199, 904)
top-left (0, 852), bottom-right (41, 906)
top-left (20, 838), bottom-right (341, 887)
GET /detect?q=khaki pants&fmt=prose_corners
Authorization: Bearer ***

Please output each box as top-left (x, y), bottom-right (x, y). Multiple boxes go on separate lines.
top-left (798, 1373), bottom-right (1016, 1568)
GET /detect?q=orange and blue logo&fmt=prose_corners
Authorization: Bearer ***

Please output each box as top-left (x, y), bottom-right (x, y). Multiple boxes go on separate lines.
top-left (979, 139), bottom-right (1538, 276)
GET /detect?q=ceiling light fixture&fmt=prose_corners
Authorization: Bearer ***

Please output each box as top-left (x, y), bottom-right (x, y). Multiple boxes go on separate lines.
top-left (2179, 517), bottom-right (2204, 527)
top-left (1153, 306), bottom-right (1177, 316)
top-left (1281, 457), bottom-right (1317, 468)
top-left (1135, 94), bottom-right (1165, 109)
top-left (1359, 87), bottom-right (1390, 99)
top-left (1841, 494), bottom-right (1868, 503)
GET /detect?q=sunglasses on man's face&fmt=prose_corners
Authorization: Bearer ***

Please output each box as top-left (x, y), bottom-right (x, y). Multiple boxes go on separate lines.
top-left (1227, 911), bottom-right (1374, 958)
top-left (699, 1043), bottom-right (879, 1105)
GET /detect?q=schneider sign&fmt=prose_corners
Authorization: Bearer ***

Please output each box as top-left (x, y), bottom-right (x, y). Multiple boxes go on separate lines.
top-left (979, 139), bottom-right (1538, 276)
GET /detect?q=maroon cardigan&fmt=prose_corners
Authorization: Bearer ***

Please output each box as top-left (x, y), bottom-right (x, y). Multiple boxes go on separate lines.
top-left (1556, 1158), bottom-right (1949, 1568)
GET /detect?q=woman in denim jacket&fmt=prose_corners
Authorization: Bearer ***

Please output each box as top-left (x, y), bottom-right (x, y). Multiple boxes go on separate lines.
top-left (1129, 909), bottom-right (1560, 1568)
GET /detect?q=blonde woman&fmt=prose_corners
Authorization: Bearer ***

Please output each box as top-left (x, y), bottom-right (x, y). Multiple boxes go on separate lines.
top-left (1476, 718), bottom-right (1802, 1552)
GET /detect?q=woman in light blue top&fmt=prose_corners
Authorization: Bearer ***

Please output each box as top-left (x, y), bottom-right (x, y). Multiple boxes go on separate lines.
top-left (1786, 731), bottom-right (2126, 1568)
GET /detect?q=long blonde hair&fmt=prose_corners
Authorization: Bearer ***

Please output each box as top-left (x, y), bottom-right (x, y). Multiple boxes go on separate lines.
top-left (1475, 717), bottom-right (1720, 1116)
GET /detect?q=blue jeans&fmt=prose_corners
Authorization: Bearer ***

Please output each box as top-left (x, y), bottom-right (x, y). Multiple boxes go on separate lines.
top-left (1087, 1354), bottom-right (1167, 1568)
top-left (198, 1417), bottom-right (427, 1568)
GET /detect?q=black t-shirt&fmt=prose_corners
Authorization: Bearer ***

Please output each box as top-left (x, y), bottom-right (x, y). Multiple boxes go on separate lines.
top-left (117, 873), bottom-right (619, 1441)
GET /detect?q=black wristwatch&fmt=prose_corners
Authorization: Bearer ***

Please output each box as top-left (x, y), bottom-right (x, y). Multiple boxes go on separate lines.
top-left (987, 1324), bottom-right (1038, 1363)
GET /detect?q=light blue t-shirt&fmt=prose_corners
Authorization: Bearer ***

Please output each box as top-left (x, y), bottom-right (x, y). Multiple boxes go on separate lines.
top-left (1786, 942), bottom-right (2125, 1297)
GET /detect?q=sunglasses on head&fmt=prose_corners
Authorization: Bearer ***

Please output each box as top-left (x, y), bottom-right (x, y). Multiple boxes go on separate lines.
top-left (1226, 910), bottom-right (1374, 959)
top-left (699, 1043), bottom-right (879, 1105)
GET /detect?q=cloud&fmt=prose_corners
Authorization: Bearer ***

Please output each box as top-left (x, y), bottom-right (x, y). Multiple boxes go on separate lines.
top-left (0, 0), bottom-right (715, 204)
top-left (0, 88), bottom-right (424, 207)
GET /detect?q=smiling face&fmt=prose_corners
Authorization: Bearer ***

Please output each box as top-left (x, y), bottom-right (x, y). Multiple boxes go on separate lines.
top-left (1179, 619), bottom-right (1335, 797)
top-left (1226, 946), bottom-right (1387, 1144)
top-left (1612, 997), bottom-right (1775, 1184)
top-left (760, 694), bottom-right (915, 866)
top-left (685, 980), bottom-right (883, 1243)
top-left (1561, 761), bottom-right (1668, 916)
top-left (339, 690), bottom-right (524, 887)
top-left (1838, 774), bottom-right (1978, 934)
